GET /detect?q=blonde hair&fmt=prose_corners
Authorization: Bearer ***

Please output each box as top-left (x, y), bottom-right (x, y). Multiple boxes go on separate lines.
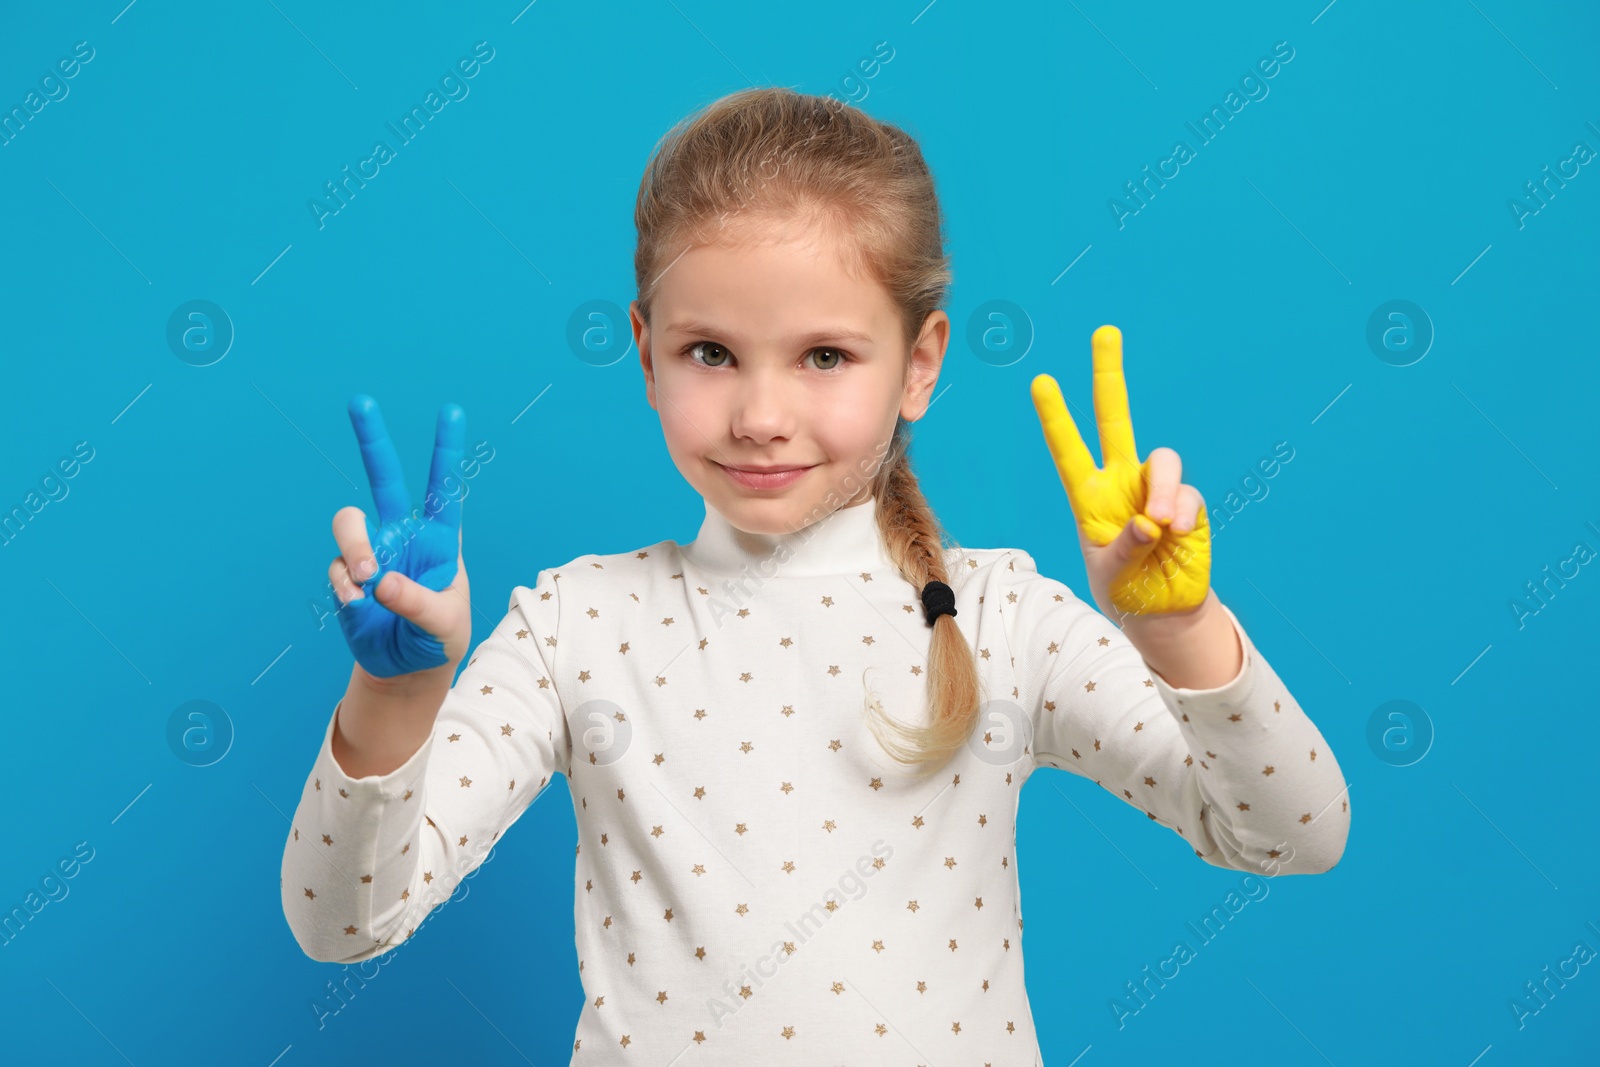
top-left (633, 87), bottom-right (986, 778)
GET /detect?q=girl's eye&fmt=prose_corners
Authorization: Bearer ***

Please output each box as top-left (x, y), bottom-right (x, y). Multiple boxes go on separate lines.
top-left (808, 347), bottom-right (847, 371)
top-left (683, 341), bottom-right (732, 367)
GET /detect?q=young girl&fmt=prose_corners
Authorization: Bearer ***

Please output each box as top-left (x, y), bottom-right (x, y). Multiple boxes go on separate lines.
top-left (282, 87), bottom-right (1349, 1064)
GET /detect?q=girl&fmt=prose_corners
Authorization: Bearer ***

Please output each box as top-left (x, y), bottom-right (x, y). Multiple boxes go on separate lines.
top-left (282, 87), bottom-right (1349, 1064)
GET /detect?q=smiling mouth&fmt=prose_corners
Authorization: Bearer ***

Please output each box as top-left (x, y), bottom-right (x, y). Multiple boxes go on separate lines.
top-left (716, 462), bottom-right (816, 490)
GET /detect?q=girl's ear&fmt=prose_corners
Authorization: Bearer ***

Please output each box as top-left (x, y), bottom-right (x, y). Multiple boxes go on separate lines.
top-left (900, 310), bottom-right (950, 422)
top-left (630, 300), bottom-right (657, 411)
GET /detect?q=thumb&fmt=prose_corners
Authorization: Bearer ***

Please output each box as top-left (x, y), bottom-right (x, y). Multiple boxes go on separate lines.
top-left (372, 570), bottom-right (450, 636)
top-left (1114, 513), bottom-right (1165, 568)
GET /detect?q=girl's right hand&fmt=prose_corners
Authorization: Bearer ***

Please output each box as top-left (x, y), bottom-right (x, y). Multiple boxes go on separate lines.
top-left (328, 395), bottom-right (472, 683)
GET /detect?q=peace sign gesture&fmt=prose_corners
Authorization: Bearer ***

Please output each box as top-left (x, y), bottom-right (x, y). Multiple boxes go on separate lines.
top-left (327, 395), bottom-right (472, 681)
top-left (1029, 326), bottom-right (1211, 621)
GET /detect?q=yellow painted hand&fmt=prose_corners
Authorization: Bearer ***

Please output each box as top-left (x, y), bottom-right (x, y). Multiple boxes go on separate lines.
top-left (1029, 325), bottom-right (1212, 619)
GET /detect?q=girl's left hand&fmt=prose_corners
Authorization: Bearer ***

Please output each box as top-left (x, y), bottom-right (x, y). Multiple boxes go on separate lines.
top-left (1029, 325), bottom-right (1212, 621)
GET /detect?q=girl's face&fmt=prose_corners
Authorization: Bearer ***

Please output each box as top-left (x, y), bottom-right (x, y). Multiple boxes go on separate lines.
top-left (631, 215), bottom-right (948, 535)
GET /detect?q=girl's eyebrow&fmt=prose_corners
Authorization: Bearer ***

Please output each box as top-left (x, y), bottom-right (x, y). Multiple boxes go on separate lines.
top-left (662, 319), bottom-right (876, 347)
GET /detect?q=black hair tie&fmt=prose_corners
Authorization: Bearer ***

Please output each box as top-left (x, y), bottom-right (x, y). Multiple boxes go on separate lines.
top-left (920, 580), bottom-right (957, 626)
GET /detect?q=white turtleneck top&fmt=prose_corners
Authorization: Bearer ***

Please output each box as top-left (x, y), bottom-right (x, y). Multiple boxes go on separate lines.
top-left (281, 494), bottom-right (1350, 1064)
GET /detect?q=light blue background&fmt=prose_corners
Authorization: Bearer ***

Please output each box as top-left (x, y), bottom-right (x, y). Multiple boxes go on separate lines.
top-left (2, 1), bottom-right (1596, 1063)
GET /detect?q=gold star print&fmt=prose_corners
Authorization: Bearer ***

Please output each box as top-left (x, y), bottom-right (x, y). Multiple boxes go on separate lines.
top-left (780, 704), bottom-right (795, 716)
top-left (1098, 635), bottom-right (1110, 646)
top-left (664, 908), bottom-right (674, 922)
top-left (619, 1036), bottom-right (630, 1048)
top-left (1132, 720), bottom-right (1142, 732)
top-left (652, 752), bottom-right (665, 766)
top-left (1262, 765), bottom-right (1275, 775)
top-left (872, 939), bottom-right (885, 953)
top-left (739, 672), bottom-right (753, 682)
top-left (699, 638), bottom-right (708, 649)
top-left (782, 860), bottom-right (796, 874)
top-left (1044, 699), bottom-right (1056, 712)
top-left (459, 776), bottom-right (472, 788)
top-left (692, 864), bottom-right (706, 876)
top-left (734, 823), bottom-right (748, 835)
top-left (501, 722), bottom-right (514, 736)
top-left (631, 870), bottom-right (643, 884)
top-left (736, 608), bottom-right (750, 618)
top-left (944, 856), bottom-right (957, 869)
top-left (695, 947), bottom-right (706, 960)
top-left (911, 815), bottom-right (924, 829)
top-left (1267, 848), bottom-right (1282, 859)
top-left (902, 603), bottom-right (914, 613)
top-left (780, 781), bottom-right (794, 794)
top-left (828, 739), bottom-right (842, 751)
top-left (661, 617), bottom-right (675, 626)
top-left (736, 903), bottom-right (749, 916)
top-left (693, 786), bottom-right (706, 799)
top-left (400, 888), bottom-right (409, 901)
top-left (1093, 739), bottom-right (1101, 751)
top-left (447, 733), bottom-right (460, 742)
top-left (423, 871), bottom-right (433, 883)
top-left (657, 990), bottom-right (668, 1004)
top-left (544, 635), bottom-right (556, 649)
top-left (651, 825), bottom-right (665, 838)
top-left (832, 982), bottom-right (846, 994)
top-left (322, 834), bottom-right (333, 846)
top-left (618, 641), bottom-right (629, 654)
top-left (618, 787), bottom-right (627, 801)
top-left (693, 1031), bottom-right (706, 1044)
top-left (907, 899), bottom-right (920, 913)
top-left (586, 607), bottom-right (599, 619)
top-left (594, 995), bottom-right (604, 1007)
top-left (344, 925), bottom-right (358, 935)
top-left (781, 1025), bottom-right (796, 1039)
top-left (1007, 1020), bottom-right (1016, 1033)
top-left (822, 819), bottom-right (836, 832)
top-left (869, 777), bottom-right (883, 790)
top-left (1237, 802), bottom-right (1250, 811)
top-left (303, 888), bottom-right (315, 900)
top-left (1144, 776), bottom-right (1156, 787)
top-left (820, 595), bottom-right (833, 606)
top-left (738, 984), bottom-right (753, 999)
top-left (1085, 681), bottom-right (1097, 692)
top-left (515, 628), bottom-right (529, 639)
top-left (1071, 749), bottom-right (1080, 759)
top-left (1275, 700), bottom-right (1281, 712)
top-left (780, 636), bottom-right (793, 647)
top-left (948, 939), bottom-right (958, 952)
top-left (875, 1024), bottom-right (889, 1036)
top-left (602, 915), bottom-right (613, 930)
top-left (1047, 641), bottom-right (1060, 655)
top-left (861, 635), bottom-right (875, 646)
top-left (1310, 748), bottom-right (1318, 760)
top-left (1300, 812), bottom-right (1313, 824)
top-left (978, 814), bottom-right (987, 826)
top-left (974, 897), bottom-right (983, 910)
top-left (916, 981), bottom-right (927, 993)
top-left (652, 675), bottom-right (668, 687)
top-left (782, 942), bottom-right (796, 955)
top-left (601, 833), bottom-right (608, 845)
top-left (827, 665), bottom-right (840, 676)
top-left (479, 684), bottom-right (493, 695)
top-left (693, 708), bottom-right (707, 720)
top-left (910, 664), bottom-right (922, 675)
top-left (740, 741), bottom-right (754, 753)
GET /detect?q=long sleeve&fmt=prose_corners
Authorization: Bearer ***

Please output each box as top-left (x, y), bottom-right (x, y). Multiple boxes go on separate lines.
top-left (280, 568), bottom-right (573, 964)
top-left (1001, 550), bottom-right (1350, 876)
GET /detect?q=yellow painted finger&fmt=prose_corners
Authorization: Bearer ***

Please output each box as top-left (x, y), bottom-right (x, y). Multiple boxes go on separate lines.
top-left (1091, 324), bottom-right (1138, 468)
top-left (1030, 372), bottom-right (1098, 507)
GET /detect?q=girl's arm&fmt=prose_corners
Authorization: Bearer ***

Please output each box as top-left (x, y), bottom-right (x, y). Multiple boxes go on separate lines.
top-left (1003, 550), bottom-right (1350, 876)
top-left (280, 569), bottom-right (573, 964)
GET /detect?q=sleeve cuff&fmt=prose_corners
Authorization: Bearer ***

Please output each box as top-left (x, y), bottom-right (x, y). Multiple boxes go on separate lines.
top-left (1146, 602), bottom-right (1258, 709)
